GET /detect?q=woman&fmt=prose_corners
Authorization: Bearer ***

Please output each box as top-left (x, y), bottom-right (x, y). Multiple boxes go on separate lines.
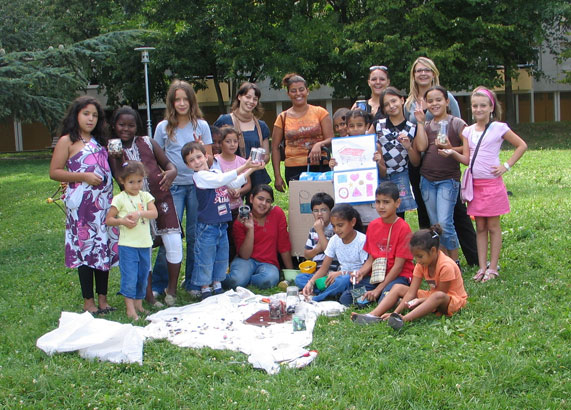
top-left (214, 82), bottom-right (271, 188)
top-left (223, 185), bottom-right (294, 289)
top-left (272, 73), bottom-right (334, 192)
top-left (152, 80), bottom-right (213, 298)
top-left (352, 65), bottom-right (391, 121)
top-left (404, 57), bottom-right (478, 267)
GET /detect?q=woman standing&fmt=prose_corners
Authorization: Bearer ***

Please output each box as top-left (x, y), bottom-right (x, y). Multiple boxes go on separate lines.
top-left (271, 73), bottom-right (334, 191)
top-left (214, 82), bottom-right (271, 188)
top-left (404, 57), bottom-right (478, 267)
top-left (352, 65), bottom-right (391, 121)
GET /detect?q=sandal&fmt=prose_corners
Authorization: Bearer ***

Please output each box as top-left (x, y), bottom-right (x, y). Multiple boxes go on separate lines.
top-left (480, 269), bottom-right (499, 283)
top-left (97, 306), bottom-right (117, 315)
top-left (387, 312), bottom-right (404, 330)
top-left (473, 268), bottom-right (486, 282)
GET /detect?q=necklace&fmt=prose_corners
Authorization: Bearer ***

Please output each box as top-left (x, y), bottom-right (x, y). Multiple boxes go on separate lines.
top-left (126, 192), bottom-right (146, 224)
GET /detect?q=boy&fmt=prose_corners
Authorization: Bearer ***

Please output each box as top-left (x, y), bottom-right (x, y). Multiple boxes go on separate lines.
top-left (182, 141), bottom-right (264, 299)
top-left (295, 193), bottom-right (338, 289)
top-left (339, 182), bottom-right (414, 306)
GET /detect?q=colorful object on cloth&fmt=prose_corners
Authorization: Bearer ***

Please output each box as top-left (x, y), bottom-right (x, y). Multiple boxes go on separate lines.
top-left (299, 260), bottom-right (317, 274)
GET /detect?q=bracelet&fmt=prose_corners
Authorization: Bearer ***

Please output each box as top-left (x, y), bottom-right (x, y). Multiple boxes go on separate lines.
top-left (503, 162), bottom-right (511, 171)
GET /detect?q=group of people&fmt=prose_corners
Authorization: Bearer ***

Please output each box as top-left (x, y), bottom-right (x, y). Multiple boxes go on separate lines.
top-left (49, 56), bottom-right (527, 326)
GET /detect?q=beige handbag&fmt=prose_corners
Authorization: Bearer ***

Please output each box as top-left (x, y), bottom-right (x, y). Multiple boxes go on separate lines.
top-left (370, 218), bottom-right (398, 284)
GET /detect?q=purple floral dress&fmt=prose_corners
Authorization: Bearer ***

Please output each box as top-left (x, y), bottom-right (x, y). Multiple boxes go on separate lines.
top-left (64, 139), bottom-right (119, 270)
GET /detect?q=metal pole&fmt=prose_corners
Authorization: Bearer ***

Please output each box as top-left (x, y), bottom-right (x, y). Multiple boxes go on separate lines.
top-left (134, 47), bottom-right (155, 138)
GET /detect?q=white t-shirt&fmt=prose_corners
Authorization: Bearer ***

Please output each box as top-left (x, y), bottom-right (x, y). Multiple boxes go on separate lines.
top-left (324, 231), bottom-right (368, 272)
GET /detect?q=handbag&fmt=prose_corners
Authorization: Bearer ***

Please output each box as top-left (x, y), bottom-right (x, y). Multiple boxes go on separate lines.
top-left (370, 217), bottom-right (398, 284)
top-left (461, 122), bottom-right (492, 203)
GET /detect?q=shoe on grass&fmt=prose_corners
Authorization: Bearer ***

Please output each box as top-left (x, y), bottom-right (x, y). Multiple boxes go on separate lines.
top-left (201, 288), bottom-right (213, 300)
top-left (187, 289), bottom-right (202, 299)
top-left (351, 312), bottom-right (382, 325)
top-left (152, 301), bottom-right (164, 308)
top-left (164, 293), bottom-right (176, 306)
top-left (387, 312), bottom-right (404, 330)
top-left (152, 290), bottom-right (160, 299)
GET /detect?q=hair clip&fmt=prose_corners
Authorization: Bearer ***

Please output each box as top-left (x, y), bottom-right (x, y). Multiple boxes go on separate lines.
top-left (431, 231), bottom-right (439, 239)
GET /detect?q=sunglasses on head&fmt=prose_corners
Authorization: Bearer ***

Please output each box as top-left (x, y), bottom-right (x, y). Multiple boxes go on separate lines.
top-left (369, 65), bottom-right (388, 72)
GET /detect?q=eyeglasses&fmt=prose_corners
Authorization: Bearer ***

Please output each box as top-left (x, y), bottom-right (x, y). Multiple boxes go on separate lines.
top-left (312, 208), bottom-right (330, 214)
top-left (370, 65), bottom-right (388, 72)
top-left (415, 68), bottom-right (433, 74)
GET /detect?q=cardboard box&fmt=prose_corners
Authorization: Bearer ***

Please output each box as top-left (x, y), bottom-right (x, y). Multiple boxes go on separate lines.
top-left (288, 180), bottom-right (334, 257)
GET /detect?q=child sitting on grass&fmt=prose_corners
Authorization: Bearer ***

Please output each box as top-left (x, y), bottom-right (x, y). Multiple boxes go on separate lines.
top-left (351, 224), bottom-right (467, 329)
top-left (106, 161), bottom-right (158, 320)
top-left (295, 192), bottom-right (338, 289)
top-left (182, 141), bottom-right (264, 300)
top-left (339, 182), bottom-right (414, 306)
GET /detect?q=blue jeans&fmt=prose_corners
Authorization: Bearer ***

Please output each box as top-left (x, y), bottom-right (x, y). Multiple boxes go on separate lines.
top-left (191, 223), bottom-right (229, 287)
top-left (339, 275), bottom-right (410, 306)
top-left (311, 273), bottom-right (351, 302)
top-left (119, 246), bottom-right (151, 299)
top-left (152, 184), bottom-right (198, 292)
top-left (420, 176), bottom-right (459, 250)
top-left (223, 257), bottom-right (279, 290)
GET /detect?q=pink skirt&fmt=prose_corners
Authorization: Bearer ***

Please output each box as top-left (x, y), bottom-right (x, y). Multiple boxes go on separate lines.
top-left (467, 177), bottom-right (510, 217)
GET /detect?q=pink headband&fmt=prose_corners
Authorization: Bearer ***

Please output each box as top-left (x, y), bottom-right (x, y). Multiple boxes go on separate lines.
top-left (478, 89), bottom-right (495, 111)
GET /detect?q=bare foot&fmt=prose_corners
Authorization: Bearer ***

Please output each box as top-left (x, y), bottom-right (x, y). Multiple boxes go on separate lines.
top-left (98, 294), bottom-right (112, 311)
top-left (126, 312), bottom-right (140, 321)
top-left (83, 298), bottom-right (98, 314)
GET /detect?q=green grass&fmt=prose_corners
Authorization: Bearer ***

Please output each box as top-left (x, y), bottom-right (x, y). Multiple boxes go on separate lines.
top-left (0, 123), bottom-right (569, 408)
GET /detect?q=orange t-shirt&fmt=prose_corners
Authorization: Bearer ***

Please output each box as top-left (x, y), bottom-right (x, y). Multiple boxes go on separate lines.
top-left (413, 251), bottom-right (467, 315)
top-left (274, 105), bottom-right (329, 167)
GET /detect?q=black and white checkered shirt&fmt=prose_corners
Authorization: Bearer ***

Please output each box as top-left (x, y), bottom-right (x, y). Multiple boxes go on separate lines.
top-left (375, 118), bottom-right (416, 175)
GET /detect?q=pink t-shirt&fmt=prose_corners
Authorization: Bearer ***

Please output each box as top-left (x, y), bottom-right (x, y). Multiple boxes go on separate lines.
top-left (214, 154), bottom-right (247, 210)
top-left (462, 122), bottom-right (510, 179)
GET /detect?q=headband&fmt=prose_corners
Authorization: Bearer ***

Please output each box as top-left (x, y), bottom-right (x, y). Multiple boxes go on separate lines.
top-left (478, 89), bottom-right (495, 111)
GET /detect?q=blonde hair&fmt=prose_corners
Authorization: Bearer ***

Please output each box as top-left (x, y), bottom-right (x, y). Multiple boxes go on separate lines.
top-left (472, 86), bottom-right (502, 120)
top-left (165, 80), bottom-right (203, 141)
top-left (405, 57), bottom-right (440, 112)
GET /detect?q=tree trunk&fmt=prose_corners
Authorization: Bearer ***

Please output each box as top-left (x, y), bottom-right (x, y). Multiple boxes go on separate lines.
top-left (504, 59), bottom-right (516, 125)
top-left (212, 72), bottom-right (227, 115)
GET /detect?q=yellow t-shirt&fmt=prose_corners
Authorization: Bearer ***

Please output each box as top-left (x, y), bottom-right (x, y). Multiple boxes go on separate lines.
top-left (111, 191), bottom-right (154, 248)
top-left (274, 105), bottom-right (329, 167)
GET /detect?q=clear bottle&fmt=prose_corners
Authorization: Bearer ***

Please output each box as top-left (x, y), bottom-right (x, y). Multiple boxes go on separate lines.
top-left (437, 120), bottom-right (449, 145)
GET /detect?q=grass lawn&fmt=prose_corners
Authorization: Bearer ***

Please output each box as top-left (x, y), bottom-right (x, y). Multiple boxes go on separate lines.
top-left (0, 123), bottom-right (569, 408)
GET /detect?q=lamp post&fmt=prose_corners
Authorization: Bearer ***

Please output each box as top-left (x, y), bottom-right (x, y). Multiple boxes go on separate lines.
top-left (134, 47), bottom-right (155, 138)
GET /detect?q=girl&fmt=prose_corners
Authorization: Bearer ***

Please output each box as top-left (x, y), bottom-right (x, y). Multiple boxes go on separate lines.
top-left (302, 204), bottom-right (368, 302)
top-left (351, 225), bottom-right (467, 329)
top-left (212, 126), bottom-right (252, 261)
top-left (108, 106), bottom-right (182, 307)
top-left (371, 87), bottom-right (425, 219)
top-left (457, 87), bottom-right (527, 282)
top-left (223, 185), bottom-right (294, 289)
top-left (214, 82), bottom-right (271, 188)
top-left (332, 108), bottom-right (350, 137)
top-left (152, 80), bottom-right (213, 299)
top-left (106, 161), bottom-right (158, 320)
top-left (49, 96), bottom-right (119, 315)
top-left (415, 86), bottom-right (467, 269)
top-left (352, 65), bottom-right (391, 120)
top-left (329, 109), bottom-right (378, 227)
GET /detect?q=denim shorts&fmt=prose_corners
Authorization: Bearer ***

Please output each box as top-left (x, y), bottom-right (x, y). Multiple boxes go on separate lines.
top-left (380, 169), bottom-right (417, 213)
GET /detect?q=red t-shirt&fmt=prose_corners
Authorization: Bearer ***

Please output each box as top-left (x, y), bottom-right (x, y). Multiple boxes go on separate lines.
top-left (233, 206), bottom-right (292, 268)
top-left (363, 217), bottom-right (414, 280)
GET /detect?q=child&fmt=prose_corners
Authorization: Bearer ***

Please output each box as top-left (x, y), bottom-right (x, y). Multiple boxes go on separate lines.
top-left (210, 125), bottom-right (222, 155)
top-left (212, 127), bottom-right (252, 261)
top-left (301, 204), bottom-right (368, 302)
top-left (332, 108), bottom-right (350, 137)
top-left (108, 106), bottom-right (182, 307)
top-left (152, 80), bottom-right (213, 298)
top-left (351, 225), bottom-right (467, 330)
top-left (447, 86), bottom-right (527, 282)
top-left (295, 193), bottom-right (338, 289)
top-left (415, 86), bottom-right (467, 269)
top-left (106, 161), bottom-right (158, 320)
top-left (339, 182), bottom-right (414, 306)
top-left (329, 109), bottom-right (378, 227)
top-left (49, 96), bottom-right (119, 315)
top-left (182, 141), bottom-right (264, 299)
top-left (372, 87), bottom-right (423, 219)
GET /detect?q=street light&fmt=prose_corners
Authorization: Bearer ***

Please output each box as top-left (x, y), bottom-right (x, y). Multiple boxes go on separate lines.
top-left (134, 47), bottom-right (155, 138)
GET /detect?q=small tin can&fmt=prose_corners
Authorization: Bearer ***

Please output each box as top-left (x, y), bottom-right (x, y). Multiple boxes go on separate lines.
top-left (238, 205), bottom-right (250, 219)
top-left (250, 148), bottom-right (266, 164)
top-left (108, 139), bottom-right (123, 156)
top-left (355, 100), bottom-right (368, 111)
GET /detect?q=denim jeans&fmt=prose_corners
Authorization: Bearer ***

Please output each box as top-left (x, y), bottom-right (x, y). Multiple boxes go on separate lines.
top-left (222, 257), bottom-right (279, 290)
top-left (311, 273), bottom-right (351, 302)
top-left (152, 184), bottom-right (198, 292)
top-left (190, 222), bottom-right (229, 287)
top-left (119, 246), bottom-right (151, 299)
top-left (420, 176), bottom-right (459, 250)
top-left (338, 275), bottom-right (410, 306)
top-left (379, 168), bottom-right (417, 213)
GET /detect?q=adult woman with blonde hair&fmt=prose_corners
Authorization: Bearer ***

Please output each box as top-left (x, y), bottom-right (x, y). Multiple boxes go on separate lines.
top-left (214, 82), bottom-right (271, 188)
top-left (152, 79), bottom-right (213, 299)
top-left (352, 65), bottom-right (391, 121)
top-left (404, 57), bottom-right (478, 267)
top-left (272, 73), bottom-right (334, 192)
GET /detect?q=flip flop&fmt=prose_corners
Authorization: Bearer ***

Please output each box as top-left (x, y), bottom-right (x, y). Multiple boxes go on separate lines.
top-left (97, 306), bottom-right (117, 315)
top-left (480, 269), bottom-right (499, 283)
top-left (473, 268), bottom-right (486, 282)
top-left (387, 312), bottom-right (404, 330)
top-left (351, 313), bottom-right (382, 325)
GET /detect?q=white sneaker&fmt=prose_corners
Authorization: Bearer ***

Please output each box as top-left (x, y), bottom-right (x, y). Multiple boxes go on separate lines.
top-left (164, 293), bottom-right (176, 306)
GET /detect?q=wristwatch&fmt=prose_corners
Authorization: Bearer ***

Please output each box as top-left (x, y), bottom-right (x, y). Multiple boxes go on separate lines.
top-left (503, 162), bottom-right (511, 171)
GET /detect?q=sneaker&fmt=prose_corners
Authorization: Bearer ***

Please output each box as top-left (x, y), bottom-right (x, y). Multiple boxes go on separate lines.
top-left (201, 288), bottom-right (213, 300)
top-left (213, 287), bottom-right (223, 295)
top-left (187, 289), bottom-right (202, 299)
top-left (388, 312), bottom-right (404, 330)
top-left (164, 293), bottom-right (176, 307)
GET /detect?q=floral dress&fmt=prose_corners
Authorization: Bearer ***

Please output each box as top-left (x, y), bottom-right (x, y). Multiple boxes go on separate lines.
top-left (64, 139), bottom-right (119, 270)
